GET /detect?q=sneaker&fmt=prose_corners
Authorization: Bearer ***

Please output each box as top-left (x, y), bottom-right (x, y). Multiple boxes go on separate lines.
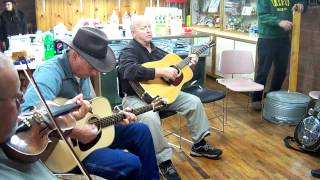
top-left (250, 101), bottom-right (262, 111)
top-left (190, 143), bottom-right (222, 159)
top-left (159, 161), bottom-right (181, 180)
top-left (311, 169), bottom-right (320, 178)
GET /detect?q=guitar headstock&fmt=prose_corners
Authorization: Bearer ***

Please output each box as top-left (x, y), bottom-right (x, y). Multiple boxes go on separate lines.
top-left (206, 38), bottom-right (216, 48)
top-left (151, 97), bottom-right (167, 111)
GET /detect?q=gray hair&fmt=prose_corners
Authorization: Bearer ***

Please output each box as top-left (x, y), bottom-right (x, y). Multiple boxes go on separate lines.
top-left (0, 53), bottom-right (17, 95)
top-left (130, 15), bottom-right (151, 33)
top-left (0, 53), bottom-right (15, 72)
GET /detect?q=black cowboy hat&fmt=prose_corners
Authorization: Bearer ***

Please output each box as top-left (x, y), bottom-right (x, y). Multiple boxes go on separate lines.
top-left (3, 0), bottom-right (16, 4)
top-left (62, 27), bottom-right (116, 73)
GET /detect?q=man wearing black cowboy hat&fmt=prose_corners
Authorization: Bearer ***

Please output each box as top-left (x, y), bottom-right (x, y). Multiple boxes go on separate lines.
top-left (21, 27), bottom-right (160, 180)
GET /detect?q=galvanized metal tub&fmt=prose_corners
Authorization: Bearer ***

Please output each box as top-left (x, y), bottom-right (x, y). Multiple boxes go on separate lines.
top-left (262, 91), bottom-right (311, 125)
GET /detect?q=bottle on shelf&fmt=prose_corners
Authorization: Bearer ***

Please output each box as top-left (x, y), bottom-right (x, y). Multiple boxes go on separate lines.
top-left (43, 31), bottom-right (55, 61)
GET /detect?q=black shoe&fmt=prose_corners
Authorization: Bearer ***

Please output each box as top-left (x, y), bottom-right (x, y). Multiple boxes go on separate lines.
top-left (190, 143), bottom-right (222, 159)
top-left (159, 161), bottom-right (181, 180)
top-left (311, 169), bottom-right (320, 178)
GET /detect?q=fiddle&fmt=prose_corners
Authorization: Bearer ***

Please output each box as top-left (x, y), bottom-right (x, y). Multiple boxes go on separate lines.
top-left (2, 102), bottom-right (80, 163)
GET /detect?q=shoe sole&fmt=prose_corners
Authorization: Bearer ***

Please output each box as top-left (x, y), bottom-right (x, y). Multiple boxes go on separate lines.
top-left (159, 168), bottom-right (181, 180)
top-left (190, 151), bottom-right (222, 159)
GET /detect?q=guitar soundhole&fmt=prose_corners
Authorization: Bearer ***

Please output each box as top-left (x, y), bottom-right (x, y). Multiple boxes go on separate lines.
top-left (168, 74), bottom-right (184, 86)
top-left (78, 117), bottom-right (102, 151)
top-left (78, 131), bottom-right (102, 151)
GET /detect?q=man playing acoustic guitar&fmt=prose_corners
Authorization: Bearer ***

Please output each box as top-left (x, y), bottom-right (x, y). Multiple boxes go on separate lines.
top-left (118, 15), bottom-right (223, 180)
top-left (21, 27), bottom-right (159, 180)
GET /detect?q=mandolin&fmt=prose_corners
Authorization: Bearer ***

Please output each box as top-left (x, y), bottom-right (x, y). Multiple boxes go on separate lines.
top-left (45, 96), bottom-right (165, 173)
top-left (2, 102), bottom-right (81, 163)
top-left (139, 39), bottom-right (215, 104)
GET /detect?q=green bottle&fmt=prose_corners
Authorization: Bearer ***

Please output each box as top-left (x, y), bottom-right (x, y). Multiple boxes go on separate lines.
top-left (43, 31), bottom-right (55, 61)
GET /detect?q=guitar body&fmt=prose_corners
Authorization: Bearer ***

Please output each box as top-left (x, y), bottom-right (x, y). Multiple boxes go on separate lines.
top-left (45, 97), bottom-right (114, 173)
top-left (141, 53), bottom-right (193, 104)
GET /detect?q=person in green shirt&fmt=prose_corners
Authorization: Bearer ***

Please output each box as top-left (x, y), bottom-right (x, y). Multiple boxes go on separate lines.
top-left (251, 0), bottom-right (306, 110)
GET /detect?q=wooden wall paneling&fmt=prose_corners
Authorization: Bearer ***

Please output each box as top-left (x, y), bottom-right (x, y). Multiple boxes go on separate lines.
top-left (95, 0), bottom-right (114, 23)
top-left (36, 0), bottom-right (52, 31)
top-left (35, 0), bottom-right (169, 31)
top-left (51, 0), bottom-right (65, 29)
top-left (65, 0), bottom-right (83, 30)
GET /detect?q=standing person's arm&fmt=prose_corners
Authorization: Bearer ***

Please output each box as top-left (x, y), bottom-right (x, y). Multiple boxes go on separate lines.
top-left (257, 0), bottom-right (281, 26)
top-left (258, 0), bottom-right (293, 31)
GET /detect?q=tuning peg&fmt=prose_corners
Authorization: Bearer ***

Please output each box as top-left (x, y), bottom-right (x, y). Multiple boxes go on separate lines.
top-left (308, 108), bottom-right (314, 116)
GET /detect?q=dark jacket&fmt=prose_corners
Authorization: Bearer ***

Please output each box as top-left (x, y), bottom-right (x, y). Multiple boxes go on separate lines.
top-left (118, 39), bottom-right (167, 96)
top-left (0, 9), bottom-right (27, 43)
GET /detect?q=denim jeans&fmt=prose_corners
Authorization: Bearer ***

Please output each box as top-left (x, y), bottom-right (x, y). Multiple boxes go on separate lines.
top-left (122, 92), bottom-right (211, 163)
top-left (71, 123), bottom-right (159, 180)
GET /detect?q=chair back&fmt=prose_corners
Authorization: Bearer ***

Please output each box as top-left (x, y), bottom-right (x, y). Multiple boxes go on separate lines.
top-left (219, 50), bottom-right (254, 75)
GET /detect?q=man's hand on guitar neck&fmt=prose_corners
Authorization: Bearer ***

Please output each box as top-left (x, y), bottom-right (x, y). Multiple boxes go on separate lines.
top-left (189, 54), bottom-right (199, 66)
top-left (65, 94), bottom-right (91, 120)
top-left (119, 107), bottom-right (138, 125)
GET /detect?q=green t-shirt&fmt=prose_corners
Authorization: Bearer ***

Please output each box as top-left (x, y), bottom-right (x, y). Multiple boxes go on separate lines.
top-left (257, 0), bottom-right (306, 38)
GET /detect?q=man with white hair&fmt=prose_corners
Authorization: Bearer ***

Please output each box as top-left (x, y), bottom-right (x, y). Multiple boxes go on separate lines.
top-left (118, 15), bottom-right (223, 180)
top-left (0, 53), bottom-right (82, 179)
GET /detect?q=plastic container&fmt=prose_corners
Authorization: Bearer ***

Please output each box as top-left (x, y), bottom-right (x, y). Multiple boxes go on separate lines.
top-left (43, 31), bottom-right (55, 60)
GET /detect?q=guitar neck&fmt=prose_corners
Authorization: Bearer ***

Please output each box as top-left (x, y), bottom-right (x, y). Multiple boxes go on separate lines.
top-left (176, 44), bottom-right (211, 70)
top-left (89, 104), bottom-right (154, 128)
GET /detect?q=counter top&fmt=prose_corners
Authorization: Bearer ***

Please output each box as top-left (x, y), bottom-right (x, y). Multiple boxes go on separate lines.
top-left (108, 31), bottom-right (212, 41)
top-left (192, 26), bottom-right (258, 44)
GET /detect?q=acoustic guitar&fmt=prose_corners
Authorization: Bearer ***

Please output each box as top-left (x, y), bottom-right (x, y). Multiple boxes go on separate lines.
top-left (44, 96), bottom-right (165, 173)
top-left (139, 39), bottom-right (215, 104)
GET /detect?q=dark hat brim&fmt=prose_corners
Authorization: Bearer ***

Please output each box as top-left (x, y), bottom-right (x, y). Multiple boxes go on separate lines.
top-left (62, 38), bottom-right (116, 73)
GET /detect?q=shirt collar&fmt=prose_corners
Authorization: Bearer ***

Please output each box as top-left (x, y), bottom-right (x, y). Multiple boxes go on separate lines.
top-left (59, 50), bottom-right (74, 79)
top-left (132, 39), bottom-right (157, 52)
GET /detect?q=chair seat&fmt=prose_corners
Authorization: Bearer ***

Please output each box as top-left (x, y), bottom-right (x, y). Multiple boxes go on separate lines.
top-left (183, 86), bottom-right (225, 103)
top-left (218, 78), bottom-right (264, 92)
top-left (309, 91), bottom-right (320, 99)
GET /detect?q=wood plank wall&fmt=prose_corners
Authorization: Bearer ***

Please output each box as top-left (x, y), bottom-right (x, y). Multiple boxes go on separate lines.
top-left (35, 0), bottom-right (167, 31)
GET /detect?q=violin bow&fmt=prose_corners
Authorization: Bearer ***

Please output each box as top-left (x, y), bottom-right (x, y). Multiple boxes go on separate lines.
top-left (23, 61), bottom-right (92, 180)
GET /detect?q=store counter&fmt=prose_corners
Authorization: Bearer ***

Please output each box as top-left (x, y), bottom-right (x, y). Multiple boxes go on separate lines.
top-left (192, 26), bottom-right (258, 44)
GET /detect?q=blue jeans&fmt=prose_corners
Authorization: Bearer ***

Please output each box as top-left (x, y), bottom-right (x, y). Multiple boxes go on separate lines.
top-left (71, 123), bottom-right (159, 180)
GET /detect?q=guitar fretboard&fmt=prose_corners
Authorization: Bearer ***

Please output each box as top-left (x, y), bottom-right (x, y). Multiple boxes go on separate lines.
top-left (88, 104), bottom-right (154, 128)
top-left (176, 41), bottom-right (215, 70)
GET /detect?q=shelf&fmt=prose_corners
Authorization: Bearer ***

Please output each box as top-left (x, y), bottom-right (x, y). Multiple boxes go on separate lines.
top-left (192, 26), bottom-right (257, 44)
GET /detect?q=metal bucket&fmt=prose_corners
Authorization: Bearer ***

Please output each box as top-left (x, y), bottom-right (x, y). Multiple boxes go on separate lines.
top-left (262, 91), bottom-right (311, 125)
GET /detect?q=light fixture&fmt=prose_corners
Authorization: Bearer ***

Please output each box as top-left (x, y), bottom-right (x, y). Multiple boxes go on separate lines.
top-left (118, 0), bottom-right (121, 12)
top-left (42, 0), bottom-right (45, 13)
top-left (80, 0), bottom-right (83, 12)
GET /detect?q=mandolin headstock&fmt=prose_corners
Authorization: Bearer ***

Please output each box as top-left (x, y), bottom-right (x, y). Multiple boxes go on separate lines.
top-left (206, 38), bottom-right (216, 48)
top-left (151, 97), bottom-right (167, 112)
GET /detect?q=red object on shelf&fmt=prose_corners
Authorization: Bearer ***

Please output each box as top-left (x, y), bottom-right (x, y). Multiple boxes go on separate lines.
top-left (166, 0), bottom-right (188, 3)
